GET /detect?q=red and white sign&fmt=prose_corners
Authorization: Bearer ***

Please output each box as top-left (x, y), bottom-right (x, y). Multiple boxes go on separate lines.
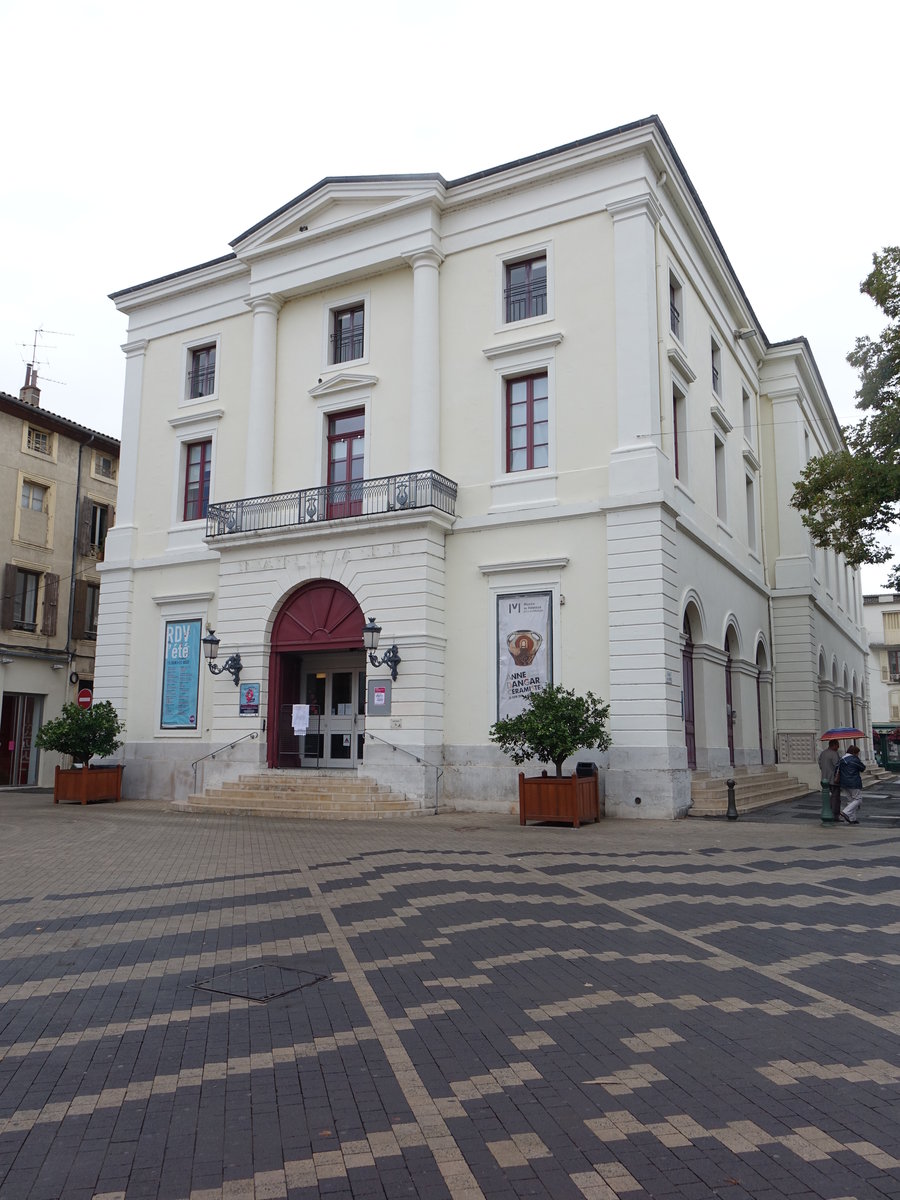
top-left (77, 688), bottom-right (93, 710)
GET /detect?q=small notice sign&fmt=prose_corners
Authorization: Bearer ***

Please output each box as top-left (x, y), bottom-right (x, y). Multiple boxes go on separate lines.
top-left (373, 686), bottom-right (386, 707)
top-left (240, 683), bottom-right (260, 716)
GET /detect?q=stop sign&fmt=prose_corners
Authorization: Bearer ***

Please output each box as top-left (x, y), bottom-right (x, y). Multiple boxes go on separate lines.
top-left (77, 688), bottom-right (93, 710)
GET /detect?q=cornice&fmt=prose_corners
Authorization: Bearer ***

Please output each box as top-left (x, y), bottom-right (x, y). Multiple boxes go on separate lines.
top-left (667, 342), bottom-right (696, 383)
top-left (478, 556), bottom-right (569, 576)
top-left (308, 373), bottom-right (378, 398)
top-left (482, 331), bottom-right (564, 361)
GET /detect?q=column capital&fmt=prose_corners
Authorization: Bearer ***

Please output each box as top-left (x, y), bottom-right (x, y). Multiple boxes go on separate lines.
top-left (607, 192), bottom-right (664, 225)
top-left (246, 292), bottom-right (284, 316)
top-left (402, 247), bottom-right (445, 270)
top-left (120, 338), bottom-right (148, 359)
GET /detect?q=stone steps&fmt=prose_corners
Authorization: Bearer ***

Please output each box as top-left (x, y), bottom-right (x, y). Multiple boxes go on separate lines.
top-left (180, 770), bottom-right (430, 820)
top-left (689, 766), bottom-right (809, 817)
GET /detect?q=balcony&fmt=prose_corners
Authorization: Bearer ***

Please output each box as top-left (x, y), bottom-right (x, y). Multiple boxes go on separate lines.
top-left (206, 469), bottom-right (458, 538)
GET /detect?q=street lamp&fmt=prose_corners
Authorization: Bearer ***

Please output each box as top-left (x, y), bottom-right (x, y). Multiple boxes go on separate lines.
top-left (362, 616), bottom-right (401, 681)
top-left (202, 628), bottom-right (243, 687)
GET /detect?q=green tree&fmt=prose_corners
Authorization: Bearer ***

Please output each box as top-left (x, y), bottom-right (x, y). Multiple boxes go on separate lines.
top-left (489, 683), bottom-right (611, 777)
top-left (792, 246), bottom-right (900, 585)
top-left (34, 701), bottom-right (124, 768)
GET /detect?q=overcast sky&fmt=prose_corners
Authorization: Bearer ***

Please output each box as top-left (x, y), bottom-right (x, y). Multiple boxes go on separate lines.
top-left (2, 0), bottom-right (897, 584)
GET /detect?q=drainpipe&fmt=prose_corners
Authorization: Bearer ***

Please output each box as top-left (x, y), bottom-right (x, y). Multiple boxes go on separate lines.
top-left (66, 435), bottom-right (95, 666)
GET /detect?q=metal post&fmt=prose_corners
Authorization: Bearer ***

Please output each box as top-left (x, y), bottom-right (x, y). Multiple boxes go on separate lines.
top-left (726, 778), bottom-right (738, 820)
top-left (820, 779), bottom-right (836, 824)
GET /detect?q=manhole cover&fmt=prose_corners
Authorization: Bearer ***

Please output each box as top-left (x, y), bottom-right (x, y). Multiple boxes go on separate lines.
top-left (193, 960), bottom-right (329, 1002)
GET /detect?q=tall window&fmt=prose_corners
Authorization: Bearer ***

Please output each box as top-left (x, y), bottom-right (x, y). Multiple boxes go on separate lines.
top-left (673, 385), bottom-right (687, 481)
top-left (669, 272), bottom-right (683, 339)
top-left (506, 373), bottom-right (549, 473)
top-left (714, 436), bottom-right (727, 520)
top-left (85, 584), bottom-right (100, 637)
top-left (183, 440), bottom-right (212, 521)
top-left (745, 474), bottom-right (757, 552)
top-left (505, 256), bottom-right (547, 323)
top-left (327, 410), bottom-right (365, 518)
top-left (21, 482), bottom-right (46, 511)
top-left (888, 649), bottom-right (900, 681)
top-left (711, 338), bottom-right (722, 397)
top-left (90, 503), bottom-right (109, 552)
top-left (332, 305), bottom-right (364, 363)
top-left (188, 345), bottom-right (216, 399)
top-left (13, 569), bottom-right (40, 631)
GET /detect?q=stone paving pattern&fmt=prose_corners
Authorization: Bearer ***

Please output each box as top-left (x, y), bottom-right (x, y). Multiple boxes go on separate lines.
top-left (2, 786), bottom-right (900, 1199)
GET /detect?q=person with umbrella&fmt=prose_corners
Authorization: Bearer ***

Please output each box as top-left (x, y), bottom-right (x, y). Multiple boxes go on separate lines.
top-left (837, 744), bottom-right (866, 823)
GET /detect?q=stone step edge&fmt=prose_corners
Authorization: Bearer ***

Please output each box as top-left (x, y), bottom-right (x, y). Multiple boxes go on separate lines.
top-left (173, 802), bottom-right (435, 821)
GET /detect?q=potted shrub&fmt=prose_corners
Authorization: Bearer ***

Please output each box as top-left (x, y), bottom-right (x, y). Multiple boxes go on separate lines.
top-left (35, 700), bottom-right (125, 805)
top-left (489, 684), bottom-right (611, 827)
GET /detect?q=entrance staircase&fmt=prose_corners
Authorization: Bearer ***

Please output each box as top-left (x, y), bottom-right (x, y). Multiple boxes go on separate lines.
top-left (180, 770), bottom-right (433, 820)
top-left (689, 762), bottom-right (895, 817)
top-left (689, 765), bottom-right (809, 817)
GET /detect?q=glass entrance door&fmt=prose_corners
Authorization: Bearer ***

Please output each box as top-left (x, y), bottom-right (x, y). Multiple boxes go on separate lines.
top-left (0, 693), bottom-right (42, 786)
top-left (300, 656), bottom-right (366, 768)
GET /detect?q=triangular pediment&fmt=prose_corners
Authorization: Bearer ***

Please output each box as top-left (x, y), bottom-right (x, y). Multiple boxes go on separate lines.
top-left (231, 177), bottom-right (443, 258)
top-left (308, 372), bottom-right (378, 398)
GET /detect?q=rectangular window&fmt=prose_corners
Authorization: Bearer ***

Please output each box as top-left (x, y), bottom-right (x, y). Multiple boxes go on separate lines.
top-left (742, 388), bottom-right (753, 444)
top-left (94, 452), bottom-right (116, 479)
top-left (26, 427), bottom-right (51, 455)
top-left (669, 272), bottom-right (683, 339)
top-left (327, 409), bottom-right (365, 518)
top-left (505, 256), bottom-right (547, 323)
top-left (188, 345), bottom-right (216, 399)
top-left (889, 649), bottom-right (900, 681)
top-left (714, 436), bottom-right (727, 520)
top-left (711, 338), bottom-right (721, 396)
top-left (21, 482), bottom-right (46, 511)
top-left (183, 440), bottom-right (212, 521)
top-left (332, 305), bottom-right (365, 364)
top-left (13, 569), bottom-right (40, 631)
top-left (745, 474), bottom-right (757, 552)
top-left (85, 584), bottom-right (100, 637)
top-left (673, 385), bottom-right (687, 481)
top-left (90, 503), bottom-right (109, 552)
top-left (506, 373), bottom-right (549, 473)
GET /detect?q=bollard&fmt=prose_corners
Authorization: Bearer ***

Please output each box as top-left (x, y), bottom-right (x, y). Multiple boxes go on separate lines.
top-left (820, 780), bottom-right (836, 824)
top-left (726, 778), bottom-right (738, 820)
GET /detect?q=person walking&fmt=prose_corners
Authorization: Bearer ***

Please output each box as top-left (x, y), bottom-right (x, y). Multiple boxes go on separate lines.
top-left (838, 744), bottom-right (866, 823)
top-left (818, 739), bottom-right (842, 821)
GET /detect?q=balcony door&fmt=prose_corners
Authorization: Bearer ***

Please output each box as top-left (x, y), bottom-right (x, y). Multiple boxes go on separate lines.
top-left (327, 410), bottom-right (365, 519)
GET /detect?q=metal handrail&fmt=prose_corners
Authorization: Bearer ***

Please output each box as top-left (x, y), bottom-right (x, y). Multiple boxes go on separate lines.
top-left (192, 731), bottom-right (258, 792)
top-left (364, 730), bottom-right (444, 809)
top-left (206, 469), bottom-right (457, 538)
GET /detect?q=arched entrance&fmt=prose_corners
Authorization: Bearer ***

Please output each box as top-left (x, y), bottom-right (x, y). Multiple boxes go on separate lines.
top-left (267, 580), bottom-right (366, 769)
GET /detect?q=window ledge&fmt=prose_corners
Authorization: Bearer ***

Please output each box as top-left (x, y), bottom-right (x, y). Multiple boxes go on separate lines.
top-left (667, 341), bottom-right (696, 383)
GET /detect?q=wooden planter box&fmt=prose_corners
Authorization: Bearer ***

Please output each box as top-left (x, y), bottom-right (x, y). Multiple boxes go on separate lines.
top-left (518, 770), bottom-right (599, 827)
top-left (53, 764), bottom-right (124, 805)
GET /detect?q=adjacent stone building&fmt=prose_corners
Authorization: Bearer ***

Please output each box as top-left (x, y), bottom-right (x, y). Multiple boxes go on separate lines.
top-left (0, 371), bottom-right (119, 785)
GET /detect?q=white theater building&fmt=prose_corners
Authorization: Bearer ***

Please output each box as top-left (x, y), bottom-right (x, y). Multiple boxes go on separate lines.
top-left (96, 116), bottom-right (869, 817)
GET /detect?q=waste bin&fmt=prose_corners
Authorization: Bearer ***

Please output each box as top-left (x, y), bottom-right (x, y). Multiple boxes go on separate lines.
top-left (575, 762), bottom-right (597, 777)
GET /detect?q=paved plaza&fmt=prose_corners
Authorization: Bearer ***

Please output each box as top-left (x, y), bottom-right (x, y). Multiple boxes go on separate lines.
top-left (2, 785), bottom-right (900, 1200)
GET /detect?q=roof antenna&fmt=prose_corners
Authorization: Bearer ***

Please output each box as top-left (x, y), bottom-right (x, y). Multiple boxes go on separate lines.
top-left (17, 326), bottom-right (72, 406)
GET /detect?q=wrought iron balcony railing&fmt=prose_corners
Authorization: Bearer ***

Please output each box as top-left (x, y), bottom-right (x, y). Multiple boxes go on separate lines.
top-left (206, 469), bottom-right (458, 538)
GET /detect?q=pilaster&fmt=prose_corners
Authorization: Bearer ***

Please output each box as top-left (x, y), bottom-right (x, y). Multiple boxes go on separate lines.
top-left (405, 248), bottom-right (443, 472)
top-left (244, 294), bottom-right (283, 497)
top-left (103, 339), bottom-right (146, 565)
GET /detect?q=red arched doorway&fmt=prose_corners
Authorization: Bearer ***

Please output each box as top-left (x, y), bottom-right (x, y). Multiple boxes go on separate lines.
top-left (267, 580), bottom-right (366, 769)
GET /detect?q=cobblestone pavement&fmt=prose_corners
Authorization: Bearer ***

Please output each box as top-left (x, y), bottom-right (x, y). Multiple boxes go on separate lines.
top-left (2, 786), bottom-right (900, 1200)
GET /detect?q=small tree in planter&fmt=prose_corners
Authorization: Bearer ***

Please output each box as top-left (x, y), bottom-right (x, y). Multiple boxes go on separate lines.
top-left (35, 701), bottom-right (126, 804)
top-left (490, 684), bottom-right (612, 826)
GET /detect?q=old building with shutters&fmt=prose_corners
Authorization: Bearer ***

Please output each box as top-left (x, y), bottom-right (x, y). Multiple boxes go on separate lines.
top-left (98, 117), bottom-right (868, 816)
top-left (0, 372), bottom-right (119, 786)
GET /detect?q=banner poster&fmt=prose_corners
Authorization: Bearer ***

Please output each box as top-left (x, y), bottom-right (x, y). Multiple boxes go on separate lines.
top-left (160, 619), bottom-right (201, 729)
top-left (240, 683), bottom-right (260, 717)
top-left (497, 591), bottom-right (552, 721)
